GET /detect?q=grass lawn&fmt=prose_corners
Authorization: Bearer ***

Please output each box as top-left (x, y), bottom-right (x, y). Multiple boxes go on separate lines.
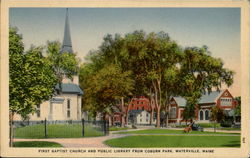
top-left (175, 123), bottom-right (220, 128)
top-left (109, 126), bottom-right (129, 131)
top-left (117, 129), bottom-right (240, 135)
top-left (14, 124), bottom-right (104, 138)
top-left (104, 135), bottom-right (240, 148)
top-left (13, 141), bottom-right (63, 147)
top-left (218, 127), bottom-right (241, 131)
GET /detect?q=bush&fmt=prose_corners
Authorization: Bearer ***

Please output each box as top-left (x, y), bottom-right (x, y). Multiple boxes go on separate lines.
top-left (132, 124), bottom-right (137, 129)
top-left (197, 123), bottom-right (220, 128)
top-left (220, 121), bottom-right (232, 127)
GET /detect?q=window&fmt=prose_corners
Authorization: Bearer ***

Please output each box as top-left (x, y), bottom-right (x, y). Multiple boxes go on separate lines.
top-left (146, 113), bottom-right (149, 117)
top-left (67, 99), bottom-right (71, 118)
top-left (140, 119), bottom-right (142, 122)
top-left (224, 92), bottom-right (228, 96)
top-left (36, 105), bottom-right (41, 118)
top-left (220, 97), bottom-right (232, 106)
top-left (170, 107), bottom-right (176, 118)
top-left (140, 114), bottom-right (142, 117)
top-left (205, 110), bottom-right (209, 120)
top-left (146, 119), bottom-right (148, 122)
top-left (199, 110), bottom-right (204, 120)
top-left (142, 107), bottom-right (144, 110)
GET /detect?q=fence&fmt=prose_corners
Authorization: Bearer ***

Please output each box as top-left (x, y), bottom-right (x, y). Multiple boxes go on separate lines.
top-left (13, 119), bottom-right (109, 139)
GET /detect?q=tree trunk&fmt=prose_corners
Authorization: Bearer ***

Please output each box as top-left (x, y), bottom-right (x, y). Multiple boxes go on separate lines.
top-left (156, 107), bottom-right (161, 128)
top-left (121, 97), bottom-right (125, 127)
top-left (9, 112), bottom-right (14, 147)
top-left (214, 121), bottom-right (216, 133)
top-left (165, 105), bottom-right (169, 128)
top-left (150, 109), bottom-right (154, 125)
top-left (149, 89), bottom-right (154, 125)
top-left (125, 98), bottom-right (133, 126)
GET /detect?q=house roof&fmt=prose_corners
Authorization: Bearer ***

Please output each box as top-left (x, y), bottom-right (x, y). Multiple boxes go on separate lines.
top-left (173, 97), bottom-right (187, 107)
top-left (173, 90), bottom-right (226, 107)
top-left (55, 83), bottom-right (83, 95)
top-left (129, 110), bottom-right (143, 115)
top-left (199, 90), bottom-right (224, 104)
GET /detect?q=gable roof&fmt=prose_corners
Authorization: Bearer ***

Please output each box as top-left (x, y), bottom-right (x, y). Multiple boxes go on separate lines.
top-left (55, 83), bottom-right (83, 95)
top-left (199, 90), bottom-right (224, 104)
top-left (173, 90), bottom-right (226, 107)
top-left (173, 97), bottom-right (187, 107)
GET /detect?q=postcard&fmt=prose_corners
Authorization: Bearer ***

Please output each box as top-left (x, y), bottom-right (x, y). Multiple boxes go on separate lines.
top-left (1, 0), bottom-right (249, 157)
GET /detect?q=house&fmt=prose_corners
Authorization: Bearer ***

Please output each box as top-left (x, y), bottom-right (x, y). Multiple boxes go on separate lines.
top-left (128, 110), bottom-right (152, 125)
top-left (14, 9), bottom-right (83, 122)
top-left (169, 89), bottom-right (238, 123)
top-left (126, 96), bottom-right (156, 125)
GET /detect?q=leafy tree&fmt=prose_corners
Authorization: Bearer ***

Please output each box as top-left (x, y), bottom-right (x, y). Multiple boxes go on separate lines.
top-left (80, 63), bottom-right (134, 125)
top-left (180, 46), bottom-right (234, 122)
top-left (234, 96), bottom-right (241, 122)
top-left (9, 27), bottom-right (57, 146)
top-left (210, 106), bottom-right (224, 132)
top-left (46, 41), bottom-right (79, 91)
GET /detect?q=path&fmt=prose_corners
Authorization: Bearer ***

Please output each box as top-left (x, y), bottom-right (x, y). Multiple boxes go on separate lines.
top-left (14, 129), bottom-right (240, 148)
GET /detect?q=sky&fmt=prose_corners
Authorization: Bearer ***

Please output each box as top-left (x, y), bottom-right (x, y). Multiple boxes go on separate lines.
top-left (9, 8), bottom-right (241, 96)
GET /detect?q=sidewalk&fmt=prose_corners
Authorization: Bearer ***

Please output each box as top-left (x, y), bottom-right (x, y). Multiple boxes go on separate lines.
top-left (14, 134), bottom-right (127, 148)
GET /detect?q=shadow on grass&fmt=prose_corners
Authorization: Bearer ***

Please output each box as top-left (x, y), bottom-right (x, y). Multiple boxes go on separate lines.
top-left (221, 141), bottom-right (240, 147)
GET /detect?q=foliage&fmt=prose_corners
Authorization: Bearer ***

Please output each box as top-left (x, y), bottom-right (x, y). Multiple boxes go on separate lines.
top-left (210, 106), bottom-right (225, 123)
top-left (80, 30), bottom-right (234, 128)
top-left (46, 41), bottom-right (79, 90)
top-left (13, 141), bottom-right (63, 147)
top-left (104, 135), bottom-right (240, 148)
top-left (180, 46), bottom-right (234, 121)
top-left (234, 96), bottom-right (241, 116)
top-left (9, 27), bottom-right (57, 118)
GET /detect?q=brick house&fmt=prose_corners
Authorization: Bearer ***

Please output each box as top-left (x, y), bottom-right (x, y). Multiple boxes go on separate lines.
top-left (169, 89), bottom-right (238, 123)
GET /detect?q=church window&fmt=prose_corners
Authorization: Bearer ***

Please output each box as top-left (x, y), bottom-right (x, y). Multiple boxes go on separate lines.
top-left (199, 110), bottom-right (204, 120)
top-left (170, 107), bottom-right (176, 118)
top-left (67, 99), bottom-right (71, 118)
top-left (36, 105), bottom-right (40, 118)
top-left (205, 110), bottom-right (209, 120)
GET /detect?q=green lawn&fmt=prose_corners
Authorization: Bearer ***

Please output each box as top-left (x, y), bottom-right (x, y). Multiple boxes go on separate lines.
top-left (14, 124), bottom-right (104, 138)
top-left (117, 129), bottom-right (240, 135)
top-left (13, 141), bottom-right (63, 147)
top-left (175, 123), bottom-right (220, 128)
top-left (109, 126), bottom-right (129, 131)
top-left (105, 135), bottom-right (240, 148)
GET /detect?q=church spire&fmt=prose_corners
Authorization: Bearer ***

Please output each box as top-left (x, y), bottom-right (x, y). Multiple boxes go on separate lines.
top-left (61, 8), bottom-right (73, 53)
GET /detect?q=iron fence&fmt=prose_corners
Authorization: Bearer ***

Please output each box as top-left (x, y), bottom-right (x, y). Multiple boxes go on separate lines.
top-left (13, 119), bottom-right (109, 139)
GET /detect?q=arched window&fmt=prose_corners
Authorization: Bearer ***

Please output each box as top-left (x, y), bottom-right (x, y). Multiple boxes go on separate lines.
top-left (67, 99), bottom-right (71, 118)
top-left (205, 110), bottom-right (209, 120)
top-left (199, 110), bottom-right (204, 120)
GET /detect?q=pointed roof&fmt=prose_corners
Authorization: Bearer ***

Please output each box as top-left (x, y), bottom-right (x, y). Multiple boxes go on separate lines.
top-left (173, 90), bottom-right (227, 107)
top-left (61, 8), bottom-right (73, 53)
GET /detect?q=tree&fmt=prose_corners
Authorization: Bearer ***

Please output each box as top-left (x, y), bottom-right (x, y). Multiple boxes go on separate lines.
top-left (81, 30), bottom-right (182, 128)
top-left (9, 27), bottom-right (57, 146)
top-left (180, 46), bottom-right (234, 122)
top-left (46, 41), bottom-right (79, 91)
top-left (210, 106), bottom-right (224, 132)
top-left (80, 63), bottom-right (134, 125)
top-left (234, 96), bottom-right (241, 122)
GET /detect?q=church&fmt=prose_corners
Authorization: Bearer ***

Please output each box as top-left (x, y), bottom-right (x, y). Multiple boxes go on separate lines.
top-left (14, 9), bottom-right (83, 122)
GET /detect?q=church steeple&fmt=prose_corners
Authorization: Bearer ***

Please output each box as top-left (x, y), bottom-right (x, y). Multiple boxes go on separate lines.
top-left (61, 8), bottom-right (73, 53)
